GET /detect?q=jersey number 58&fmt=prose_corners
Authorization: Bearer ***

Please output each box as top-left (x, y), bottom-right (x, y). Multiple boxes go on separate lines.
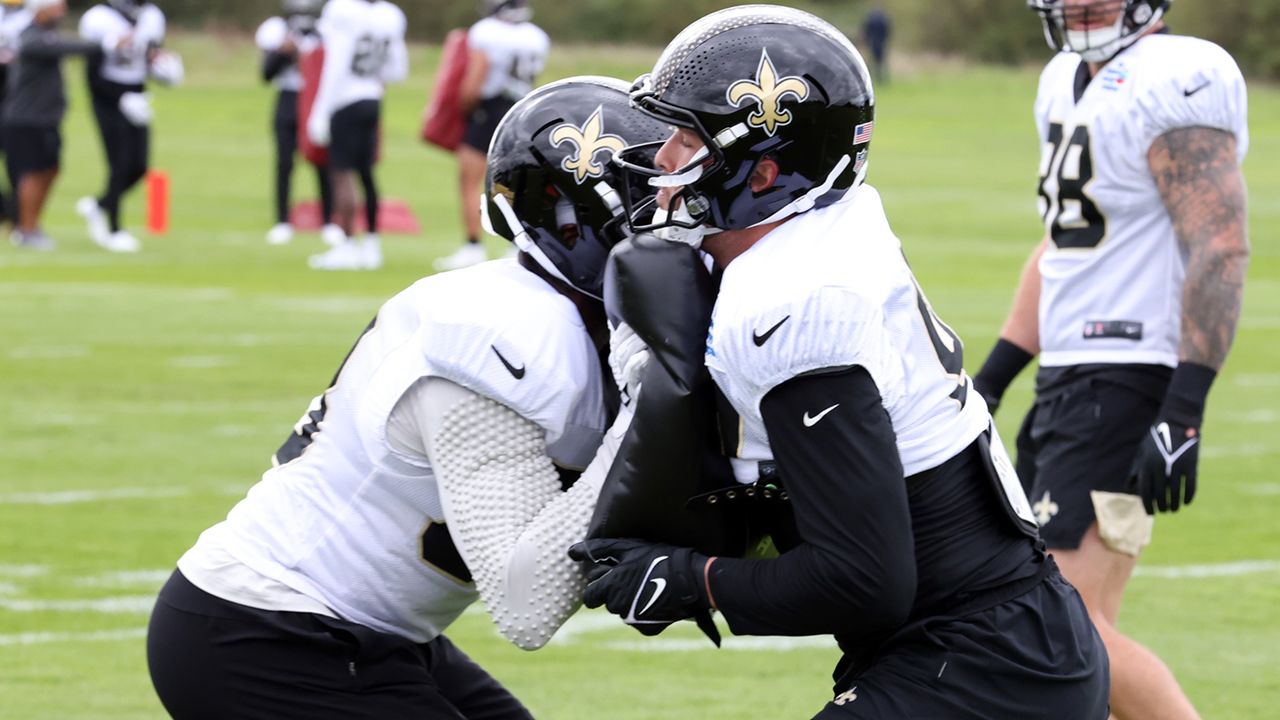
top-left (1038, 122), bottom-right (1107, 249)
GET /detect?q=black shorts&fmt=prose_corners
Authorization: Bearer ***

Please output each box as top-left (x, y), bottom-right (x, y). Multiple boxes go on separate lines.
top-left (4, 124), bottom-right (61, 178)
top-left (147, 570), bottom-right (533, 720)
top-left (329, 99), bottom-right (380, 171)
top-left (461, 96), bottom-right (516, 153)
top-left (816, 560), bottom-right (1109, 719)
top-left (1015, 364), bottom-right (1171, 550)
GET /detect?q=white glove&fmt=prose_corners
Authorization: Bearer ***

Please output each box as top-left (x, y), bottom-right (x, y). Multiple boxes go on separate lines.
top-left (149, 51), bottom-right (185, 87)
top-left (307, 111), bottom-right (330, 148)
top-left (609, 321), bottom-right (651, 407)
top-left (118, 92), bottom-right (152, 127)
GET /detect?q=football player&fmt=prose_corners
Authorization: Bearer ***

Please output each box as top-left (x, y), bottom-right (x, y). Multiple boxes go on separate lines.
top-left (305, 0), bottom-right (407, 271)
top-left (77, 0), bottom-right (182, 254)
top-left (972, 1), bottom-right (1249, 717)
top-left (3, 0), bottom-right (115, 250)
top-left (434, 0), bottom-right (549, 271)
top-left (146, 77), bottom-right (669, 718)
top-left (570, 6), bottom-right (1110, 717)
top-left (0, 0), bottom-right (33, 225)
top-left (256, 0), bottom-right (338, 247)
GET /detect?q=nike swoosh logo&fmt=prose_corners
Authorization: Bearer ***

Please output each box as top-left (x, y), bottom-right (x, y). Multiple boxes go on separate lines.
top-left (752, 316), bottom-right (790, 347)
top-left (1184, 81), bottom-right (1211, 97)
top-left (491, 345), bottom-right (525, 380)
top-left (803, 404), bottom-right (840, 428)
top-left (639, 577), bottom-right (667, 617)
top-left (624, 555), bottom-right (671, 625)
top-left (1155, 421), bottom-right (1173, 453)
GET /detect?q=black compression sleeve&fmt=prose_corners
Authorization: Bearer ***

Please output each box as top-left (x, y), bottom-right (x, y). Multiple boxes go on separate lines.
top-left (706, 366), bottom-right (917, 638)
top-left (262, 51), bottom-right (292, 82)
top-left (86, 54), bottom-right (127, 102)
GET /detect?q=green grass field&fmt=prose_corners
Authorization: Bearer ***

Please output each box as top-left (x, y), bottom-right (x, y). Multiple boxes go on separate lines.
top-left (1, 33), bottom-right (1278, 719)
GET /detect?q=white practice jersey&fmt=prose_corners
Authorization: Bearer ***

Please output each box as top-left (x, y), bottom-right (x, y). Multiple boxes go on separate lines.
top-left (707, 185), bottom-right (991, 483)
top-left (79, 3), bottom-right (165, 86)
top-left (312, 0), bottom-right (408, 117)
top-left (1034, 34), bottom-right (1248, 368)
top-left (0, 7), bottom-right (31, 65)
top-left (468, 16), bottom-right (549, 101)
top-left (255, 17), bottom-right (321, 93)
top-left (179, 260), bottom-right (606, 643)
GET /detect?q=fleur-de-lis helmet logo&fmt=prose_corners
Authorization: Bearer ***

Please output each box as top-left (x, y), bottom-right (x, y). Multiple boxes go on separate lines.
top-left (549, 106), bottom-right (627, 184)
top-left (726, 49), bottom-right (810, 137)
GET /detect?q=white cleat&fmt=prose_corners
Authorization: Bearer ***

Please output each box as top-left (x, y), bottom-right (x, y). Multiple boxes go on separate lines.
top-left (362, 234), bottom-right (383, 271)
top-left (321, 223), bottom-right (346, 247)
top-left (309, 240), bottom-right (368, 271)
top-left (433, 243), bottom-right (487, 271)
top-left (104, 231), bottom-right (141, 253)
top-left (266, 223), bottom-right (295, 245)
top-left (76, 197), bottom-right (111, 248)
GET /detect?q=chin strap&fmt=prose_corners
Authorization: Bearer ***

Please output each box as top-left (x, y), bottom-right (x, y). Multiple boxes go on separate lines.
top-left (487, 192), bottom-right (593, 297)
top-left (749, 153), bottom-right (853, 229)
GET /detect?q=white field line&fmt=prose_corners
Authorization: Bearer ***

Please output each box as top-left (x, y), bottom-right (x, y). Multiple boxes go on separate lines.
top-left (8, 345), bottom-right (90, 360)
top-left (1233, 374), bottom-right (1280, 387)
top-left (0, 596), bottom-right (155, 613)
top-left (0, 565), bottom-right (49, 578)
top-left (1201, 444), bottom-right (1275, 459)
top-left (0, 627), bottom-right (146, 647)
top-left (169, 355), bottom-right (234, 369)
top-left (1241, 483), bottom-right (1280, 496)
top-left (603, 636), bottom-right (837, 652)
top-left (0, 487), bottom-right (188, 505)
top-left (75, 570), bottom-right (173, 589)
top-left (1133, 560), bottom-right (1280, 579)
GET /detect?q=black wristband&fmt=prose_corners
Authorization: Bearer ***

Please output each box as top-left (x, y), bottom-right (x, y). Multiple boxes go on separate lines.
top-left (973, 338), bottom-right (1035, 402)
top-left (1162, 363), bottom-right (1217, 426)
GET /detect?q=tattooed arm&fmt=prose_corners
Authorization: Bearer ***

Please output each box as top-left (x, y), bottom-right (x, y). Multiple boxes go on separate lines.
top-left (1130, 126), bottom-right (1248, 513)
top-left (1149, 126), bottom-right (1250, 370)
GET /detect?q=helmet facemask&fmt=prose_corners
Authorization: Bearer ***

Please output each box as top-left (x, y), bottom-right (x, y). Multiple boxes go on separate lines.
top-left (482, 77), bottom-right (669, 299)
top-left (612, 6), bottom-right (874, 242)
top-left (1029, 0), bottom-right (1168, 63)
top-left (108, 0), bottom-right (143, 23)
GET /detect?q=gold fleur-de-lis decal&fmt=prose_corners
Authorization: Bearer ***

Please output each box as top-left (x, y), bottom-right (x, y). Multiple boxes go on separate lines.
top-left (726, 49), bottom-right (810, 137)
top-left (549, 106), bottom-right (627, 184)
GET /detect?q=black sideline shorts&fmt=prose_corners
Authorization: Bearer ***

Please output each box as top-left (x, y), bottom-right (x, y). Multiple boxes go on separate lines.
top-left (147, 569), bottom-right (533, 719)
top-left (815, 560), bottom-right (1110, 718)
top-left (1015, 364), bottom-right (1171, 550)
top-left (328, 99), bottom-right (381, 172)
top-left (461, 96), bottom-right (515, 153)
top-left (4, 124), bottom-right (61, 179)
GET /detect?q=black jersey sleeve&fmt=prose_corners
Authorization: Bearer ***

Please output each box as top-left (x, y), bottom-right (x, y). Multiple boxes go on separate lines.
top-left (706, 366), bottom-right (917, 638)
top-left (261, 50), bottom-right (293, 82)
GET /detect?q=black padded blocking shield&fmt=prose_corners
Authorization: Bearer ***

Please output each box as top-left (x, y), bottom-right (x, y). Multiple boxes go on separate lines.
top-left (587, 234), bottom-right (746, 557)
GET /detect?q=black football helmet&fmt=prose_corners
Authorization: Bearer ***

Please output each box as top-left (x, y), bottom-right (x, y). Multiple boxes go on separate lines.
top-left (1029, 0), bottom-right (1170, 62)
top-left (615, 4), bottom-right (874, 234)
top-left (283, 0), bottom-right (323, 34)
top-left (107, 0), bottom-right (143, 23)
top-left (482, 0), bottom-right (531, 22)
top-left (482, 76), bottom-right (670, 299)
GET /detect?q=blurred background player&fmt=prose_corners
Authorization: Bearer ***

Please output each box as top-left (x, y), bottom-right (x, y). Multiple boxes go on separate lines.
top-left (974, 1), bottom-right (1249, 717)
top-left (77, 0), bottom-right (183, 254)
top-left (306, 0), bottom-right (407, 271)
top-left (434, 0), bottom-right (548, 271)
top-left (0, 0), bottom-right (32, 226)
top-left (3, 0), bottom-right (113, 250)
top-left (862, 1), bottom-right (891, 85)
top-left (256, 0), bottom-right (338, 247)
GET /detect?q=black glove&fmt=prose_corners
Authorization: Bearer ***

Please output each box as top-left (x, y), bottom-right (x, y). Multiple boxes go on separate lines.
top-left (569, 538), bottom-right (720, 645)
top-left (972, 338), bottom-right (1035, 415)
top-left (1130, 363), bottom-right (1216, 514)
